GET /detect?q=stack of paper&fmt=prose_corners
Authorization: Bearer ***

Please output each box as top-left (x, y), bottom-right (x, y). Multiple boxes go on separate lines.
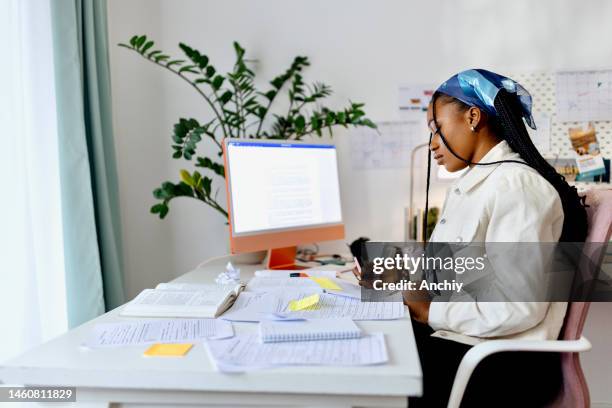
top-left (205, 333), bottom-right (388, 372)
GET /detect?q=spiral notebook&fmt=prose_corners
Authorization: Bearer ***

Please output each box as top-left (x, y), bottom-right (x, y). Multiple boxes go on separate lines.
top-left (259, 318), bottom-right (361, 343)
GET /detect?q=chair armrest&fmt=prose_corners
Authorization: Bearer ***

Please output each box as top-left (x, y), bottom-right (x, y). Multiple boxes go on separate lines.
top-left (446, 337), bottom-right (591, 408)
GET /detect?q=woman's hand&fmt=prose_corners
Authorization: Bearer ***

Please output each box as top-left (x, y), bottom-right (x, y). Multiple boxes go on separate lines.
top-left (354, 261), bottom-right (431, 323)
top-left (352, 265), bottom-right (375, 288)
top-left (351, 264), bottom-right (361, 281)
top-left (405, 301), bottom-right (431, 324)
top-left (403, 289), bottom-right (431, 324)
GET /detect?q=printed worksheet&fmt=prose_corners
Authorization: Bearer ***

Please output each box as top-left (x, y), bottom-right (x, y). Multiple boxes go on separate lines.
top-left (280, 292), bottom-right (405, 320)
top-left (84, 318), bottom-right (234, 348)
top-left (220, 291), bottom-right (404, 322)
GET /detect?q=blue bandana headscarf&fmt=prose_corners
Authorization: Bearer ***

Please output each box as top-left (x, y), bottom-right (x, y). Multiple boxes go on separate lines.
top-left (435, 69), bottom-right (536, 130)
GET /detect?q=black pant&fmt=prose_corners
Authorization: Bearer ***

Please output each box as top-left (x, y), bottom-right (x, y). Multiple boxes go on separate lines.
top-left (408, 320), bottom-right (562, 408)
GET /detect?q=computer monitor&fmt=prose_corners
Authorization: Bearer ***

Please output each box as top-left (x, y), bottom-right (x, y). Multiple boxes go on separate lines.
top-left (222, 138), bottom-right (345, 269)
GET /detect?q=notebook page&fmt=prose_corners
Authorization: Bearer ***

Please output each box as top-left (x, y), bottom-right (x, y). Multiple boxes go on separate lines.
top-left (259, 318), bottom-right (361, 343)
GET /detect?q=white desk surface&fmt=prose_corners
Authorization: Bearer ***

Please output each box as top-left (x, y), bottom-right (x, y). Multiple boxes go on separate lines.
top-left (0, 255), bottom-right (422, 407)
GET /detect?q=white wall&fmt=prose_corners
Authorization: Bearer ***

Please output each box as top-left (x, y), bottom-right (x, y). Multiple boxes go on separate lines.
top-left (106, 0), bottom-right (612, 403)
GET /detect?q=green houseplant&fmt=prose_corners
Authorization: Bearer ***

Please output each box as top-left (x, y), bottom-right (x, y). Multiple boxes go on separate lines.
top-left (119, 35), bottom-right (376, 220)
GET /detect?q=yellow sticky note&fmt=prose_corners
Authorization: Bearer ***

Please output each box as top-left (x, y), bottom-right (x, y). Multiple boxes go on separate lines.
top-left (288, 293), bottom-right (320, 311)
top-left (143, 343), bottom-right (193, 357)
top-left (310, 277), bottom-right (342, 291)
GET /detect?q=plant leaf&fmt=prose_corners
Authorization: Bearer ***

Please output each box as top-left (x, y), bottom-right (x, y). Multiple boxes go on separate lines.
top-left (202, 176), bottom-right (212, 196)
top-left (136, 35), bottom-right (146, 49)
top-left (195, 157), bottom-right (225, 176)
top-left (179, 65), bottom-right (198, 74)
top-left (142, 41), bottom-right (154, 53)
top-left (295, 115), bottom-right (306, 132)
top-left (180, 169), bottom-right (195, 186)
top-left (166, 59), bottom-right (185, 68)
top-left (219, 90), bottom-right (232, 105)
top-left (212, 75), bottom-right (225, 91)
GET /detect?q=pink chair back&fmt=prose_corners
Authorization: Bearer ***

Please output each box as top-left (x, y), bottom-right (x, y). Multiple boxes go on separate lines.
top-left (552, 188), bottom-right (612, 408)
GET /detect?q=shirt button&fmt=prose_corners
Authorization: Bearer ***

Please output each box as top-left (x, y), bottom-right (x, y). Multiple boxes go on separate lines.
top-left (454, 188), bottom-right (461, 195)
top-left (439, 218), bottom-right (446, 224)
top-left (456, 236), bottom-right (463, 243)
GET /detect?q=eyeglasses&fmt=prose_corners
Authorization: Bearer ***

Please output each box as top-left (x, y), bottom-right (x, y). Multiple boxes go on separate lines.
top-left (428, 120), bottom-right (442, 143)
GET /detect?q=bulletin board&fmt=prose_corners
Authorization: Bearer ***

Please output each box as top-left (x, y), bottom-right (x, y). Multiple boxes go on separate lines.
top-left (509, 70), bottom-right (612, 159)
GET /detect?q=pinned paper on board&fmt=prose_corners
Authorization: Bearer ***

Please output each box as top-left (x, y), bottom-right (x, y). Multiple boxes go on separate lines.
top-left (310, 277), bottom-right (342, 291)
top-left (350, 121), bottom-right (424, 170)
top-left (556, 70), bottom-right (612, 122)
top-left (527, 112), bottom-right (551, 153)
top-left (398, 84), bottom-right (435, 120)
top-left (568, 123), bottom-right (606, 179)
top-left (288, 294), bottom-right (320, 311)
top-left (143, 343), bottom-right (193, 357)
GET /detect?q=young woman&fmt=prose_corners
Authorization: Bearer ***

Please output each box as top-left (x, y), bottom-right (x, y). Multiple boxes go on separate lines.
top-left (356, 69), bottom-right (588, 407)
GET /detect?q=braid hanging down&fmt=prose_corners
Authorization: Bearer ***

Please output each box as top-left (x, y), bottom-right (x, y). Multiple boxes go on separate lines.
top-left (425, 88), bottom-right (587, 242)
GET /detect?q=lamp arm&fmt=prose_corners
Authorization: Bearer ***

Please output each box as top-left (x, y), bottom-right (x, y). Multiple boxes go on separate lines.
top-left (407, 143), bottom-right (430, 241)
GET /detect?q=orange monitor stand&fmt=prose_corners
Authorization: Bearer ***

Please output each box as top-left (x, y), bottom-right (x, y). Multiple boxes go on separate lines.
top-left (266, 246), bottom-right (308, 270)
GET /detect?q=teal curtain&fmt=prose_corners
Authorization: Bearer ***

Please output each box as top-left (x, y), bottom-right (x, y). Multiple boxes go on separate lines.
top-left (49, 0), bottom-right (125, 327)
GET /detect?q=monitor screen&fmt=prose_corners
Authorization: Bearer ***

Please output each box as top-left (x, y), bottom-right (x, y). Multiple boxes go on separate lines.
top-left (225, 140), bottom-right (343, 236)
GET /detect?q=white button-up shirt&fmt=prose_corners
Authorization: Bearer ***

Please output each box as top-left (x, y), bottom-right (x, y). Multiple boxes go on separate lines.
top-left (427, 140), bottom-right (567, 345)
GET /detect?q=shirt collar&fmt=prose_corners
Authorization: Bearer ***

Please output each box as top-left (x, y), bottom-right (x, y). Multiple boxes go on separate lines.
top-left (453, 140), bottom-right (522, 194)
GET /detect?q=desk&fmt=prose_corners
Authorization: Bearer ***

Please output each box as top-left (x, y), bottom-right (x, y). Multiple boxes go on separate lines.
top-left (0, 255), bottom-right (422, 407)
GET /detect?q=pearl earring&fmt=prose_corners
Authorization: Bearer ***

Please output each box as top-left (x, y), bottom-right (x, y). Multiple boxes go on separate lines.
top-left (470, 126), bottom-right (475, 132)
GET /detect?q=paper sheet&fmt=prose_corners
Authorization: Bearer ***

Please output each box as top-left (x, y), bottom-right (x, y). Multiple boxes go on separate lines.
top-left (556, 70), bottom-right (612, 122)
top-left (323, 279), bottom-right (362, 300)
top-left (246, 276), bottom-right (322, 292)
top-left (155, 282), bottom-right (238, 292)
top-left (281, 293), bottom-right (405, 320)
top-left (206, 333), bottom-right (388, 372)
top-left (527, 112), bottom-right (551, 153)
top-left (127, 290), bottom-right (219, 308)
top-left (220, 292), bottom-right (278, 322)
top-left (221, 291), bottom-right (404, 322)
top-left (254, 269), bottom-right (339, 278)
top-left (84, 319), bottom-right (234, 348)
top-left (398, 84), bottom-right (435, 120)
top-left (350, 121), bottom-right (424, 170)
